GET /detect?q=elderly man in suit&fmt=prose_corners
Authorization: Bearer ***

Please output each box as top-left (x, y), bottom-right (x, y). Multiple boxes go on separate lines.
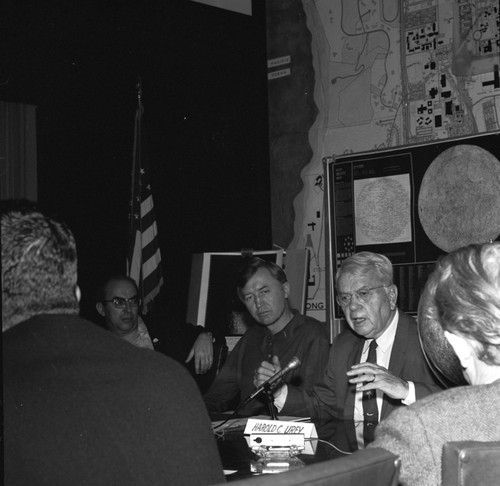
top-left (369, 243), bottom-right (500, 485)
top-left (256, 251), bottom-right (443, 449)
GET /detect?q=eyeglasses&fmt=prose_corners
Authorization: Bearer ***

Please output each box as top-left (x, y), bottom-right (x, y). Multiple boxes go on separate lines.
top-left (102, 296), bottom-right (140, 309)
top-left (336, 286), bottom-right (388, 306)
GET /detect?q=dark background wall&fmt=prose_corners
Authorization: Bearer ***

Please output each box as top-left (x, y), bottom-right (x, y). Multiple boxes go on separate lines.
top-left (2, 0), bottom-right (272, 322)
top-left (266, 0), bottom-right (317, 249)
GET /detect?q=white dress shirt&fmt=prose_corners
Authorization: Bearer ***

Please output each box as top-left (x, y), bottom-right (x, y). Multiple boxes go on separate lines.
top-left (354, 309), bottom-right (416, 447)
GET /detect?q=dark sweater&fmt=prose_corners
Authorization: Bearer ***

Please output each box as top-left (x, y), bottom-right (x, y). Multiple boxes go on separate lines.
top-left (3, 314), bottom-right (225, 486)
top-left (204, 312), bottom-right (330, 416)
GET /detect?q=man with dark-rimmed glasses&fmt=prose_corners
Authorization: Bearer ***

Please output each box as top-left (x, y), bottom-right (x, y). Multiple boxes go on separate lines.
top-left (96, 275), bottom-right (215, 376)
top-left (256, 251), bottom-right (443, 450)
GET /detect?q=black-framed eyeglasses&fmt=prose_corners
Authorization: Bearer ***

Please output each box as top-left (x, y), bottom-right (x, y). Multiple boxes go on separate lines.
top-left (102, 296), bottom-right (140, 309)
top-left (336, 285), bottom-right (389, 306)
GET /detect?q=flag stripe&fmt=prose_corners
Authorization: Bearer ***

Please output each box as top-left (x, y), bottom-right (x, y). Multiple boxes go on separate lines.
top-left (141, 194), bottom-right (154, 215)
top-left (143, 266), bottom-right (163, 299)
top-left (142, 235), bottom-right (159, 263)
top-left (141, 222), bottom-right (157, 250)
top-left (129, 230), bottom-right (142, 283)
top-left (142, 248), bottom-right (162, 279)
top-left (143, 275), bottom-right (163, 306)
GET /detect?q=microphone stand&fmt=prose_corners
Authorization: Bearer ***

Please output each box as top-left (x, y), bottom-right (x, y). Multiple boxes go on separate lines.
top-left (262, 383), bottom-right (278, 420)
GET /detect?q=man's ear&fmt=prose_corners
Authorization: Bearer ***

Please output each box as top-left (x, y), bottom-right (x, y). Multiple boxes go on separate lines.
top-left (96, 302), bottom-right (105, 317)
top-left (283, 281), bottom-right (290, 299)
top-left (388, 284), bottom-right (398, 310)
top-left (74, 285), bottom-right (81, 303)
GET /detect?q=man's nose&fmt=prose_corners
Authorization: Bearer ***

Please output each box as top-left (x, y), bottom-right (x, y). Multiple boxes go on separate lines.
top-left (254, 295), bottom-right (263, 308)
top-left (123, 300), bottom-right (134, 311)
top-left (348, 294), bottom-right (363, 309)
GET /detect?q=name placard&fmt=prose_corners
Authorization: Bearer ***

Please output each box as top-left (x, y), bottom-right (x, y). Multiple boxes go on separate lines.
top-left (244, 418), bottom-right (318, 454)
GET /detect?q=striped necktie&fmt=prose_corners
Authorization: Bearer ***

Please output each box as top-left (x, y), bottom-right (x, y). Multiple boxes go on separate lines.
top-left (362, 339), bottom-right (378, 446)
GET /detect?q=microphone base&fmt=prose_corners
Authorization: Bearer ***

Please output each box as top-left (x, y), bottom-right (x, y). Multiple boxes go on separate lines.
top-left (263, 386), bottom-right (278, 421)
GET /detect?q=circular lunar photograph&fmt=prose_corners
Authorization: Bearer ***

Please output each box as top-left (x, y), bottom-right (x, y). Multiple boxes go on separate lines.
top-left (418, 144), bottom-right (500, 253)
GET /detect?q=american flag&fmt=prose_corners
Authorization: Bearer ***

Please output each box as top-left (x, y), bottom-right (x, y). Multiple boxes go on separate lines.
top-left (127, 87), bottom-right (163, 313)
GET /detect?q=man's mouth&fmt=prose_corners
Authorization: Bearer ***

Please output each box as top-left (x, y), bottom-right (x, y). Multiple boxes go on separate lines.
top-left (352, 317), bottom-right (366, 325)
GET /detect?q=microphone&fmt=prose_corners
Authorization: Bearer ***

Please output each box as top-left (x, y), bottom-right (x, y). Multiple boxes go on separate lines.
top-left (243, 356), bottom-right (301, 404)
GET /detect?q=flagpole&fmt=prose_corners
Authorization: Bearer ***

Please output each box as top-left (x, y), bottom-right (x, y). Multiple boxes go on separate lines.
top-left (136, 77), bottom-right (142, 104)
top-left (129, 79), bottom-right (141, 238)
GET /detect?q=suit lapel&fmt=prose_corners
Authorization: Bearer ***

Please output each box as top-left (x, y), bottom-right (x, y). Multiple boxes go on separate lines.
top-left (381, 313), bottom-right (409, 418)
top-left (343, 338), bottom-right (364, 419)
top-left (388, 314), bottom-right (409, 374)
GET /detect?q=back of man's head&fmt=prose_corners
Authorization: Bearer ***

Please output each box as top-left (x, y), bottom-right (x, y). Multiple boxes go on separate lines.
top-left (1, 201), bottom-right (79, 332)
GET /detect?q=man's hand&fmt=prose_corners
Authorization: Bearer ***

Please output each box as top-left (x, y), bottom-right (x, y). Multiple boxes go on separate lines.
top-left (253, 356), bottom-right (282, 388)
top-left (347, 362), bottom-right (410, 400)
top-left (253, 356), bottom-right (287, 401)
top-left (185, 332), bottom-right (214, 374)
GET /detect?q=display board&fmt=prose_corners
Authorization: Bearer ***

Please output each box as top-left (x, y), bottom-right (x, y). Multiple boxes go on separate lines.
top-left (325, 131), bottom-right (500, 323)
top-left (266, 0), bottom-right (500, 324)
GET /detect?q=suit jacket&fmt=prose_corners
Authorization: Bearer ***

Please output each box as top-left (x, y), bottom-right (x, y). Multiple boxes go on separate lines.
top-left (3, 314), bottom-right (225, 486)
top-left (370, 380), bottom-right (500, 486)
top-left (282, 312), bottom-right (443, 422)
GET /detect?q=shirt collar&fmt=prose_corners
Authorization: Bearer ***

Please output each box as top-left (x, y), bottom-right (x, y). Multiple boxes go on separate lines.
top-left (122, 317), bottom-right (154, 350)
top-left (263, 310), bottom-right (298, 337)
top-left (372, 308), bottom-right (399, 353)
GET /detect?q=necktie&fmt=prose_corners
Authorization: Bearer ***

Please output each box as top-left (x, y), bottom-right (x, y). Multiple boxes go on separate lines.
top-left (362, 339), bottom-right (378, 446)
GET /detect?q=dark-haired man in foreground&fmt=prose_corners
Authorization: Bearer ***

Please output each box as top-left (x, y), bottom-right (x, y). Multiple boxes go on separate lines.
top-left (2, 203), bottom-right (224, 486)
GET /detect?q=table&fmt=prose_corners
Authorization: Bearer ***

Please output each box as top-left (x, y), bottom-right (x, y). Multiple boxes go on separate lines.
top-left (212, 415), bottom-right (361, 481)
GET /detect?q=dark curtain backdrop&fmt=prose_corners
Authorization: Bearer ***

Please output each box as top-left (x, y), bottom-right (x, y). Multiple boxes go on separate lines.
top-left (2, 0), bottom-right (272, 324)
top-left (0, 101), bottom-right (38, 201)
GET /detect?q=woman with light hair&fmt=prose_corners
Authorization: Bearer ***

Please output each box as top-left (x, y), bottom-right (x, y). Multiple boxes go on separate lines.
top-left (369, 242), bottom-right (500, 486)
